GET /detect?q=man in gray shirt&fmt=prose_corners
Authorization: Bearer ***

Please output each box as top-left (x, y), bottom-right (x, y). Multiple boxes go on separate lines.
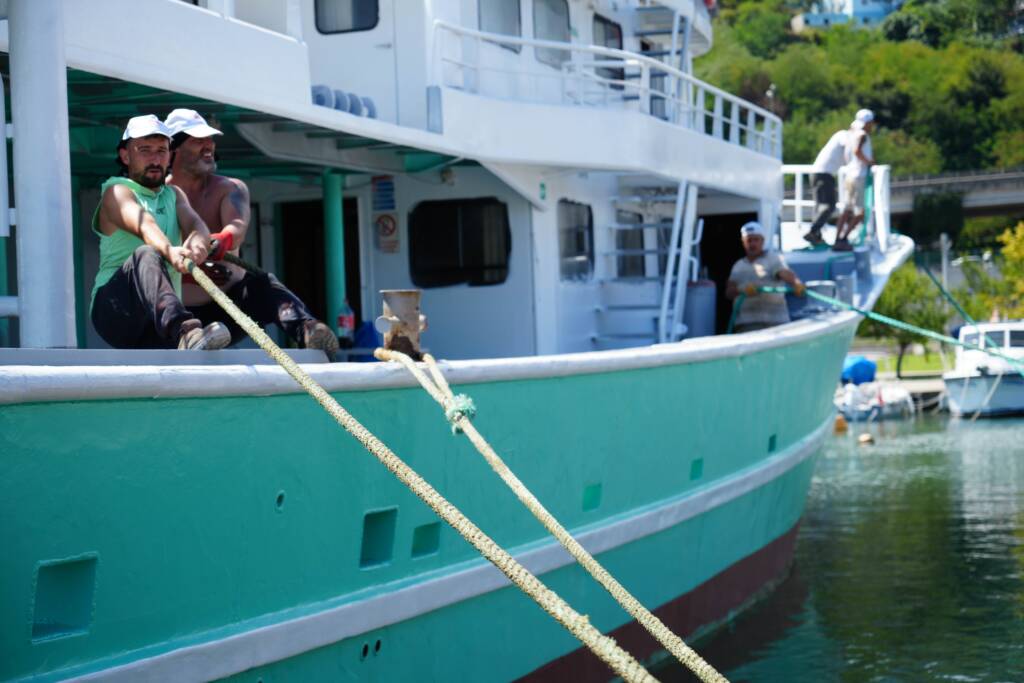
top-left (726, 222), bottom-right (805, 333)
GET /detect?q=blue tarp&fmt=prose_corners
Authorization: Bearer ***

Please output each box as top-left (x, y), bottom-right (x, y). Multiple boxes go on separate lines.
top-left (842, 355), bottom-right (877, 385)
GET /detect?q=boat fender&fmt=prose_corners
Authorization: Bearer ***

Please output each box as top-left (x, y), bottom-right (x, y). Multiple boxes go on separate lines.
top-left (361, 96), bottom-right (377, 119)
top-left (311, 84), bottom-right (334, 108)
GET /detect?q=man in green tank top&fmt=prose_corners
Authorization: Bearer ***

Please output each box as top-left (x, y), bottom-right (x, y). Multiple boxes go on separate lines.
top-left (90, 115), bottom-right (231, 350)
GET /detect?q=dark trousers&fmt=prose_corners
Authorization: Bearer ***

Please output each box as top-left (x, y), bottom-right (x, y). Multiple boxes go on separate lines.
top-left (91, 245), bottom-right (193, 349)
top-left (809, 173), bottom-right (837, 233)
top-left (187, 271), bottom-right (315, 346)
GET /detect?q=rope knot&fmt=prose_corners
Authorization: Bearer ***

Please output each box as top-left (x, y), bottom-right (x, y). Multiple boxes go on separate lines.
top-left (444, 394), bottom-right (477, 434)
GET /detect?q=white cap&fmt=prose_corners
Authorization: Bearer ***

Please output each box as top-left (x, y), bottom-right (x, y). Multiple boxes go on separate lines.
top-left (852, 108), bottom-right (875, 128)
top-left (121, 114), bottom-right (172, 141)
top-left (740, 221), bottom-right (765, 237)
top-left (164, 108), bottom-right (222, 138)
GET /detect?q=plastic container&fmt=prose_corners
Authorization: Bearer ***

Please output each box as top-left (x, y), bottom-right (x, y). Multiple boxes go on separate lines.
top-left (683, 280), bottom-right (717, 339)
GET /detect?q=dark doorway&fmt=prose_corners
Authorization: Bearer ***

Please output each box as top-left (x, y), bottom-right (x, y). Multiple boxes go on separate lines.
top-left (699, 212), bottom-right (757, 334)
top-left (279, 197), bottom-right (361, 325)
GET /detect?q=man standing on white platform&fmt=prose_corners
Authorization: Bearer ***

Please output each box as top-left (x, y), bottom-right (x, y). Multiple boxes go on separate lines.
top-left (805, 127), bottom-right (849, 247)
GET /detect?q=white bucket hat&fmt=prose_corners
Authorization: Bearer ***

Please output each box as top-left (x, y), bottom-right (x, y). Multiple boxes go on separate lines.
top-left (164, 108), bottom-right (222, 138)
top-left (121, 114), bottom-right (172, 140)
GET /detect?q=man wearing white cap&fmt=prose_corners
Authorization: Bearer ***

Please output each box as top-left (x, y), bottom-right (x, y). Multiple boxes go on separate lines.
top-left (725, 221), bottom-right (805, 333)
top-left (90, 114), bottom-right (231, 350)
top-left (165, 109), bottom-right (337, 356)
top-left (834, 108), bottom-right (876, 251)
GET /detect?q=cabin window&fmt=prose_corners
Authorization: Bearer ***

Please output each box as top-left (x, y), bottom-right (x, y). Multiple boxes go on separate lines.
top-left (1009, 331), bottom-right (1024, 348)
top-left (558, 199), bottom-right (594, 281)
top-left (480, 0), bottom-right (522, 51)
top-left (962, 333), bottom-right (979, 348)
top-left (533, 0), bottom-right (571, 67)
top-left (592, 15), bottom-right (624, 88)
top-left (409, 198), bottom-right (511, 288)
top-left (615, 210), bottom-right (645, 278)
top-left (315, 0), bottom-right (379, 34)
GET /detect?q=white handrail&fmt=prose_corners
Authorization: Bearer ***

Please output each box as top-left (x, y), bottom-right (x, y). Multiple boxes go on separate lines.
top-left (780, 163), bottom-right (893, 251)
top-left (432, 20), bottom-right (782, 159)
top-left (658, 182), bottom-right (687, 343)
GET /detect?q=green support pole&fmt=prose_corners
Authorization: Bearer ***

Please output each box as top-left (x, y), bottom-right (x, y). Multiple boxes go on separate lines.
top-left (322, 170), bottom-right (346, 334)
top-left (0, 235), bottom-right (8, 347)
top-left (71, 174), bottom-right (86, 348)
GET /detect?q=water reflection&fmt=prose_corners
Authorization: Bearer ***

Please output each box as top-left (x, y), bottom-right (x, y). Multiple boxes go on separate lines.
top-left (655, 415), bottom-right (1024, 683)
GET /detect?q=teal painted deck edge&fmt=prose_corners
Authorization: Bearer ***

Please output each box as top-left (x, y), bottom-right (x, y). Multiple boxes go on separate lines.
top-left (1, 321), bottom-right (854, 682)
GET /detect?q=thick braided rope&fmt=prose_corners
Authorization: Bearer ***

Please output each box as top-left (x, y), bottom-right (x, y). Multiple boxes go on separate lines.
top-left (187, 262), bottom-right (657, 683)
top-left (375, 349), bottom-right (729, 683)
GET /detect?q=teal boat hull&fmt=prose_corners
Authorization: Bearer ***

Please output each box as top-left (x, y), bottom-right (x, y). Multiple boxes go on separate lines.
top-left (0, 317), bottom-right (855, 682)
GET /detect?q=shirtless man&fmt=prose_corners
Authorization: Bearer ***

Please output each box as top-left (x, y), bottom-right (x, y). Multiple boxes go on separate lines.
top-left (164, 109), bottom-right (337, 355)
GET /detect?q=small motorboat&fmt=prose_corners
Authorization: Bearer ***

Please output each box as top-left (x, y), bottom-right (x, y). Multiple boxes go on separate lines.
top-left (944, 321), bottom-right (1024, 417)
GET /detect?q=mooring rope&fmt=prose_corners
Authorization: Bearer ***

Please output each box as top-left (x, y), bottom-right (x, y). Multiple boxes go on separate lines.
top-left (376, 348), bottom-right (729, 683)
top-left (916, 263), bottom-right (1011, 419)
top-left (758, 285), bottom-right (1024, 378)
top-left (185, 259), bottom-right (658, 683)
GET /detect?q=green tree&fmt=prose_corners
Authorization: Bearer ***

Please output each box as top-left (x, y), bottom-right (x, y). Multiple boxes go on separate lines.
top-left (959, 213), bottom-right (1024, 250)
top-left (952, 260), bottom-right (1001, 322)
top-left (881, 1), bottom-right (961, 48)
top-left (728, 1), bottom-right (793, 59)
top-left (693, 24), bottom-right (772, 106)
top-left (858, 263), bottom-right (950, 377)
top-left (872, 129), bottom-right (943, 175)
top-left (991, 130), bottom-right (1024, 168)
top-left (950, 223), bottom-right (1024, 321)
top-left (909, 192), bottom-right (964, 246)
top-left (769, 43), bottom-right (850, 119)
top-left (994, 222), bottom-right (1024, 317)
top-left (695, 0), bottom-right (1024, 174)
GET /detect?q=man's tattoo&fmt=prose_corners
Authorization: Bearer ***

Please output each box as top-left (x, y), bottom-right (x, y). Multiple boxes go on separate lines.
top-left (228, 186), bottom-right (248, 218)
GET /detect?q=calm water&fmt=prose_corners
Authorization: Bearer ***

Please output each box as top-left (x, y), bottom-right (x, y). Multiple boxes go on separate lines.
top-left (658, 415), bottom-right (1024, 683)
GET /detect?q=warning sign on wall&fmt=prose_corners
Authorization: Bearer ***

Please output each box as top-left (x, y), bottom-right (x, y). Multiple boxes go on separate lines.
top-left (374, 212), bottom-right (399, 253)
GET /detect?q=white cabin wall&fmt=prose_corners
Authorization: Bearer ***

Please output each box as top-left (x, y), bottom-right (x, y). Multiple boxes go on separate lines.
top-left (393, 2), bottom-right (429, 129)
top-left (533, 170), bottom-right (619, 354)
top-left (302, 0), bottom-right (402, 123)
top-left (364, 166), bottom-right (536, 360)
top-left (233, 1), bottom-right (291, 34)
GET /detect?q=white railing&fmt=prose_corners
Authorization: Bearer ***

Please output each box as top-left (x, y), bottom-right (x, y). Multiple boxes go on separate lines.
top-left (432, 21), bottom-right (782, 159)
top-left (198, 0), bottom-right (303, 41)
top-left (781, 164), bottom-right (892, 251)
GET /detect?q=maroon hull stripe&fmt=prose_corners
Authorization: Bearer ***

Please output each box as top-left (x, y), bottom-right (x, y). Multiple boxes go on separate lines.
top-left (518, 521), bottom-right (802, 682)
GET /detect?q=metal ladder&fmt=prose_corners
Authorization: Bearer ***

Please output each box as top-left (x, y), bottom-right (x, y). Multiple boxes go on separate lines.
top-left (596, 179), bottom-right (700, 347)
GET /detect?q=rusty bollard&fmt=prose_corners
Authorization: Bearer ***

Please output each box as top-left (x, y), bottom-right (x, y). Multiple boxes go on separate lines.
top-left (375, 289), bottom-right (428, 361)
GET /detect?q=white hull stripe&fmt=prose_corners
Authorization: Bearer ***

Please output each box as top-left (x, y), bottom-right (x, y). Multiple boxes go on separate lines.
top-left (0, 314), bottom-right (859, 404)
top-left (63, 418), bottom-right (830, 683)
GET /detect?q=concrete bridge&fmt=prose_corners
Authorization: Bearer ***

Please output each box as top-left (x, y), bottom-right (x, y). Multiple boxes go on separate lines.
top-left (890, 168), bottom-right (1024, 218)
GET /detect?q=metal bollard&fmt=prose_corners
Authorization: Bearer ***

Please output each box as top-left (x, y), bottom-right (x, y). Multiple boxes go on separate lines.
top-left (375, 289), bottom-right (428, 360)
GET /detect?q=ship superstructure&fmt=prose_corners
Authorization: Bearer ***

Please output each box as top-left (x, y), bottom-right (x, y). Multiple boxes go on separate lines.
top-left (0, 2), bottom-right (911, 681)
